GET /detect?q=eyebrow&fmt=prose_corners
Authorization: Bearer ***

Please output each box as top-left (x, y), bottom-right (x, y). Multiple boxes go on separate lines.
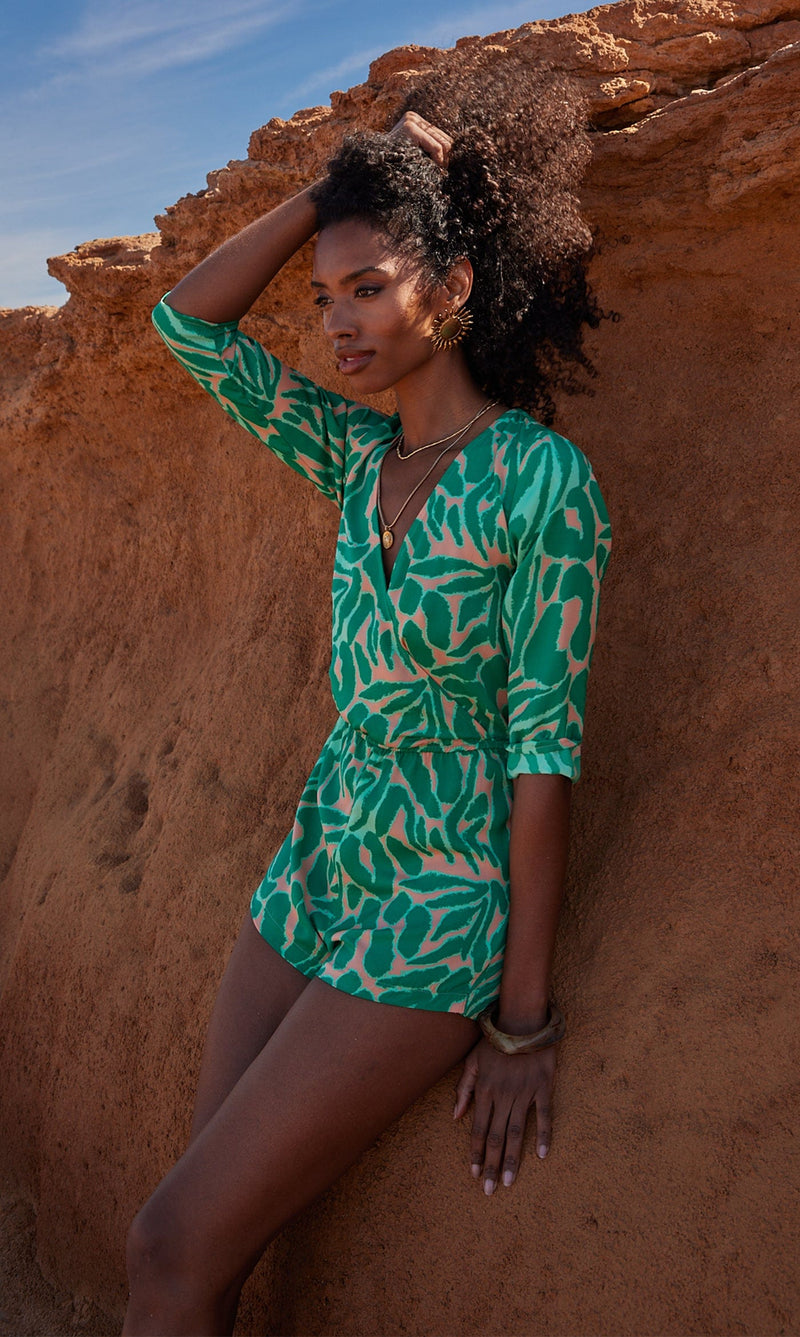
top-left (310, 266), bottom-right (389, 289)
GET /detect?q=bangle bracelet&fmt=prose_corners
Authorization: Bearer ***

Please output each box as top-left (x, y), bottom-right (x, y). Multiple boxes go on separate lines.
top-left (477, 1001), bottom-right (566, 1055)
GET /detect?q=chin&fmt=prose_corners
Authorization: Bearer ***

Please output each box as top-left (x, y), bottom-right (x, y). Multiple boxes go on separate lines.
top-left (340, 368), bottom-right (395, 397)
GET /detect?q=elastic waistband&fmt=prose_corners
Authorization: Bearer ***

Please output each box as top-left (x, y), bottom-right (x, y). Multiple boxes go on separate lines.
top-left (340, 715), bottom-right (508, 755)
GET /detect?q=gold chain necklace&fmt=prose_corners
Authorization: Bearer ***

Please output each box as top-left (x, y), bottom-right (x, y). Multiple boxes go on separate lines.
top-left (395, 400), bottom-right (498, 459)
top-left (377, 404), bottom-right (497, 551)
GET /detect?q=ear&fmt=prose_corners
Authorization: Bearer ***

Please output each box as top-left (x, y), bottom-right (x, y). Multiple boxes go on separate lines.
top-left (443, 257), bottom-right (473, 309)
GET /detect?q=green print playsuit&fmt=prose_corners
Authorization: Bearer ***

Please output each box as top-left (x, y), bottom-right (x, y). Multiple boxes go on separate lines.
top-left (152, 296), bottom-right (612, 1019)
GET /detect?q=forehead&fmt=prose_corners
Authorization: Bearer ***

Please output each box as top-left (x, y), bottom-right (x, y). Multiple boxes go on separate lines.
top-left (312, 219), bottom-right (402, 282)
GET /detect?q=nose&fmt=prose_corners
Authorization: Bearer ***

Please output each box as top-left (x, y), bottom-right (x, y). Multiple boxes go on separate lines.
top-left (323, 298), bottom-right (358, 343)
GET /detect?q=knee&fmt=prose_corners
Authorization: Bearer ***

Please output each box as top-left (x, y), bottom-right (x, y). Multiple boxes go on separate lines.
top-left (127, 1203), bottom-right (175, 1283)
top-left (125, 1197), bottom-right (196, 1306)
top-left (124, 1198), bottom-right (243, 1336)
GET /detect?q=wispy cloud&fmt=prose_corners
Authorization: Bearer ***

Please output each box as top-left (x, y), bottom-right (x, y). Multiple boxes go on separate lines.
top-left (291, 46), bottom-right (385, 102)
top-left (42, 0), bottom-right (297, 79)
top-left (2, 0), bottom-right (584, 307)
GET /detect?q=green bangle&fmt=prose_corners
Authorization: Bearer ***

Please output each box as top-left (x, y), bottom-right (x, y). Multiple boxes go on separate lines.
top-left (477, 1001), bottom-right (566, 1055)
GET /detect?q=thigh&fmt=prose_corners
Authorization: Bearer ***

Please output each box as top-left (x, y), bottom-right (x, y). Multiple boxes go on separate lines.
top-left (189, 913), bottom-right (311, 1141)
top-left (147, 980), bottom-right (478, 1294)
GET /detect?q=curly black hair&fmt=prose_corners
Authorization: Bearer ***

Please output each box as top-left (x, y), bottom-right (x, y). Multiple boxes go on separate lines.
top-left (310, 61), bottom-right (604, 424)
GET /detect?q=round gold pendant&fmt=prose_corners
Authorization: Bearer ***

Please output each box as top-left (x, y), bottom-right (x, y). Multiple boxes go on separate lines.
top-left (381, 529), bottom-right (394, 549)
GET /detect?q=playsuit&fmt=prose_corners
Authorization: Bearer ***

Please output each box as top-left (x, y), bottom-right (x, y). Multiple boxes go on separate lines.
top-left (152, 295), bottom-right (612, 1019)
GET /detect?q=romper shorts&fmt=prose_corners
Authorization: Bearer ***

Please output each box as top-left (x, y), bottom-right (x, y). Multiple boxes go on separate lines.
top-left (251, 714), bottom-right (512, 1018)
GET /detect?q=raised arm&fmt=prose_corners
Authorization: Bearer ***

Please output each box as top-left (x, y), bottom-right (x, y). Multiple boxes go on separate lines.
top-left (164, 185), bottom-right (319, 323)
top-left (151, 181), bottom-right (391, 509)
top-left (166, 107), bottom-right (458, 324)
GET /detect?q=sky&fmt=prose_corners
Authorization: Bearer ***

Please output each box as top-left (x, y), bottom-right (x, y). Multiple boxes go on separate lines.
top-left (2, 0), bottom-right (589, 309)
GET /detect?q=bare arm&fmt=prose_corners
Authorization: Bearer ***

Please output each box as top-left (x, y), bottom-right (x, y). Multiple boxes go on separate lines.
top-left (164, 112), bottom-right (453, 325)
top-left (498, 773), bottom-right (571, 1031)
top-left (453, 773), bottom-right (571, 1193)
top-left (164, 185), bottom-right (319, 324)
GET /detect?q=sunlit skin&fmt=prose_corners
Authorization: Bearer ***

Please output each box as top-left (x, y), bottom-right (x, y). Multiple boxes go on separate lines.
top-left (311, 220), bottom-right (456, 398)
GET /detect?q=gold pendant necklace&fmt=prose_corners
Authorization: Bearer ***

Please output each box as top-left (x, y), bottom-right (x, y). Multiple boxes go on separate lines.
top-left (377, 405), bottom-right (497, 550)
top-left (379, 440), bottom-right (455, 548)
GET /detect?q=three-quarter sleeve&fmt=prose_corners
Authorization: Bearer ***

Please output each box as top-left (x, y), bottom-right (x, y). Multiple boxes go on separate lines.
top-left (502, 433), bottom-right (612, 782)
top-left (152, 294), bottom-right (375, 509)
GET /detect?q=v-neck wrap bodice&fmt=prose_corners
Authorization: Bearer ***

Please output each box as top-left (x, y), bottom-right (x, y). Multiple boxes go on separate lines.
top-left (152, 295), bottom-right (612, 1018)
top-left (153, 296), bottom-right (612, 780)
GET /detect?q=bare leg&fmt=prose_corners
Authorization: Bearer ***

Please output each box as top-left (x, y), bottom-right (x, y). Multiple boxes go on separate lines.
top-left (124, 975), bottom-right (478, 1336)
top-left (188, 913), bottom-right (311, 1142)
top-left (124, 913), bottom-right (311, 1331)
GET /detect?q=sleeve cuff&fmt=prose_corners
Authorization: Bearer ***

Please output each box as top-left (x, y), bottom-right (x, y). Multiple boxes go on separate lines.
top-left (151, 293), bottom-right (240, 337)
top-left (507, 740), bottom-right (581, 782)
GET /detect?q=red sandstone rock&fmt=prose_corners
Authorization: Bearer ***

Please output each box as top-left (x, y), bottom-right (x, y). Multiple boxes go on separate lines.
top-left (1, 1), bottom-right (799, 1332)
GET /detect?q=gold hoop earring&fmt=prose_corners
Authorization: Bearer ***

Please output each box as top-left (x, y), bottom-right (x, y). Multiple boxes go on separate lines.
top-left (430, 305), bottom-right (473, 352)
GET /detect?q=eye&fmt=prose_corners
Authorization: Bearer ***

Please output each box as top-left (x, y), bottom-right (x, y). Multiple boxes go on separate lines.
top-left (355, 284), bottom-right (381, 298)
top-left (312, 293), bottom-right (332, 307)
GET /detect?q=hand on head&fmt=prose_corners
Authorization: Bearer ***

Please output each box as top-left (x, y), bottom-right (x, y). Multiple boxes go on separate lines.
top-left (387, 111), bottom-right (453, 168)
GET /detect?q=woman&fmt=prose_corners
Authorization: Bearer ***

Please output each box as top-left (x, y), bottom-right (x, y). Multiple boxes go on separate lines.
top-left (124, 67), bottom-right (612, 1336)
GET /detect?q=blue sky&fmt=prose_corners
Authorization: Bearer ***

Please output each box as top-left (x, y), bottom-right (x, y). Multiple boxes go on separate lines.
top-left (2, 0), bottom-right (589, 308)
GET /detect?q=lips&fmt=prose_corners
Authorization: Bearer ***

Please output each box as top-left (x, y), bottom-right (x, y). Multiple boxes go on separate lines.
top-left (336, 349), bottom-right (375, 375)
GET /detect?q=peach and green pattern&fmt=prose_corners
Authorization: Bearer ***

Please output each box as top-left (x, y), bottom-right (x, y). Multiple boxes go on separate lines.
top-left (152, 296), bottom-right (612, 1016)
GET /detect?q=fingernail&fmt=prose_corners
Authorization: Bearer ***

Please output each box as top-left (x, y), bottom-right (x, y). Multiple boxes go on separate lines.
top-left (537, 1144), bottom-right (548, 1159)
top-left (502, 1170), bottom-right (514, 1187)
top-left (484, 1178), bottom-right (496, 1195)
top-left (471, 1163), bottom-right (481, 1179)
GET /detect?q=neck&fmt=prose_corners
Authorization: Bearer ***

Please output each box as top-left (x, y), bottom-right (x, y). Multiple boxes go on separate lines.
top-left (392, 349), bottom-right (488, 446)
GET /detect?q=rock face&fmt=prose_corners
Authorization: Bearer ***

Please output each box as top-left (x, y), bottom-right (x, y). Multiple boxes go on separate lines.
top-left (1, 0), bottom-right (799, 1332)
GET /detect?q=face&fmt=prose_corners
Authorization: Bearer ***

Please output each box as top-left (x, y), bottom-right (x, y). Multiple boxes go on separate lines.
top-left (311, 219), bottom-right (446, 395)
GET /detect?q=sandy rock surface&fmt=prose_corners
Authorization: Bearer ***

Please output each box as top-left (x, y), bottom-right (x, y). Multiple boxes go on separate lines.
top-left (1, 0), bottom-right (799, 1332)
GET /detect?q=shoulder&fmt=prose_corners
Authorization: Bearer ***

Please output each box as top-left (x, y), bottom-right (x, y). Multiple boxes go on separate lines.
top-left (495, 409), bottom-right (597, 504)
top-left (494, 409), bottom-right (611, 556)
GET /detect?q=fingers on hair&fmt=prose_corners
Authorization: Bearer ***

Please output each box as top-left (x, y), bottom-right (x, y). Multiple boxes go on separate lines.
top-left (313, 60), bottom-right (606, 421)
